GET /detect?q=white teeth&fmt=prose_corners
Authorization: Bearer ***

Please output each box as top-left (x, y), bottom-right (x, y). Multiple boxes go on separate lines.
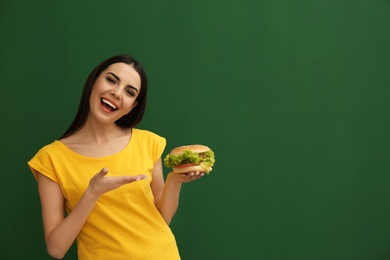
top-left (102, 99), bottom-right (117, 109)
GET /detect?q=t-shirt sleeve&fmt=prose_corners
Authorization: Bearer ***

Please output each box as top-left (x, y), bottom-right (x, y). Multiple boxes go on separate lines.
top-left (154, 135), bottom-right (166, 163)
top-left (149, 132), bottom-right (166, 164)
top-left (27, 144), bottom-right (59, 183)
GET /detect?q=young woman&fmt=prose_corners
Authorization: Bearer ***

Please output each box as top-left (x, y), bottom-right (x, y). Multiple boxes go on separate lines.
top-left (28, 55), bottom-right (203, 259)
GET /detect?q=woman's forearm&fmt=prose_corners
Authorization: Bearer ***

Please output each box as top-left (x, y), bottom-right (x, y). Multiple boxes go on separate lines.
top-left (156, 174), bottom-right (182, 225)
top-left (45, 188), bottom-right (98, 259)
top-left (42, 169), bottom-right (146, 259)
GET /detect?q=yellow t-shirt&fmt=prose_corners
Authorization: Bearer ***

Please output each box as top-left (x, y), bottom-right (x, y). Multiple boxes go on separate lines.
top-left (28, 129), bottom-right (180, 260)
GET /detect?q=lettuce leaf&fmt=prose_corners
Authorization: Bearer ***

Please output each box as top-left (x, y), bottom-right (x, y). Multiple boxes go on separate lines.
top-left (163, 149), bottom-right (216, 173)
top-left (163, 150), bottom-right (200, 168)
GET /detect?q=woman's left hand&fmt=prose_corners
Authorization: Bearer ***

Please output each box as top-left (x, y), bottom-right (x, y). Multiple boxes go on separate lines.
top-left (167, 171), bottom-right (205, 183)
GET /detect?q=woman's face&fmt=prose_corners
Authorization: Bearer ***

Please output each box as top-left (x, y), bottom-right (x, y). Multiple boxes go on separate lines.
top-left (89, 62), bottom-right (141, 124)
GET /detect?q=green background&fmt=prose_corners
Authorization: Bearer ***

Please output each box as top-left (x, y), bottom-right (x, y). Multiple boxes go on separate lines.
top-left (1, 1), bottom-right (390, 259)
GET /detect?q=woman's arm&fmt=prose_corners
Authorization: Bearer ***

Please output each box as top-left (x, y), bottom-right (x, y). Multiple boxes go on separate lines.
top-left (152, 158), bottom-right (203, 225)
top-left (36, 168), bottom-right (147, 259)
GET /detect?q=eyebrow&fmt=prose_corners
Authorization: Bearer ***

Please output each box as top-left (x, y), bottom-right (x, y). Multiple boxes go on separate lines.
top-left (106, 72), bottom-right (139, 93)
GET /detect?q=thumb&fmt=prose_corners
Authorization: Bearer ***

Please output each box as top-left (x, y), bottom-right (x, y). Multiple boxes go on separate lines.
top-left (97, 167), bottom-right (108, 178)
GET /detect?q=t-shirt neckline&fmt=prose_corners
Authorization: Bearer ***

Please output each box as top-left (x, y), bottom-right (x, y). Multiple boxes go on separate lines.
top-left (55, 129), bottom-right (136, 160)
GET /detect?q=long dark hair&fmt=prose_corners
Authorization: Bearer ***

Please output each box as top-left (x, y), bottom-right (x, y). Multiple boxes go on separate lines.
top-left (60, 54), bottom-right (148, 139)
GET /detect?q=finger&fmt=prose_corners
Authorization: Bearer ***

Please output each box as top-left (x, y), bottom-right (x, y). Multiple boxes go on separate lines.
top-left (189, 171), bottom-right (199, 180)
top-left (186, 172), bottom-right (195, 179)
top-left (119, 174), bottom-right (148, 183)
top-left (182, 171), bottom-right (200, 181)
top-left (192, 171), bottom-right (202, 177)
top-left (97, 167), bottom-right (108, 178)
top-left (133, 174), bottom-right (148, 181)
top-left (191, 171), bottom-right (204, 181)
top-left (105, 175), bottom-right (146, 189)
top-left (195, 172), bottom-right (204, 179)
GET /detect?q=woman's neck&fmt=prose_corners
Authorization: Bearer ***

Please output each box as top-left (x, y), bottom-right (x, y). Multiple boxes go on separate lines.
top-left (63, 116), bottom-right (130, 145)
top-left (59, 119), bottom-right (133, 157)
top-left (82, 120), bottom-right (130, 143)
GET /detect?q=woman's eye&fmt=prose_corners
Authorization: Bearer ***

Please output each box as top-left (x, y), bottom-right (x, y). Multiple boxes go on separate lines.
top-left (126, 90), bottom-right (135, 97)
top-left (106, 77), bottom-right (115, 84)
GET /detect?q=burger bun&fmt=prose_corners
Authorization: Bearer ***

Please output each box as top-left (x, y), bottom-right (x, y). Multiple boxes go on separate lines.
top-left (169, 144), bottom-right (210, 155)
top-left (173, 165), bottom-right (212, 174)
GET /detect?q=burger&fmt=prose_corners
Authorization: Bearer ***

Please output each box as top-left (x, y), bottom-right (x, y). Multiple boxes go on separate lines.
top-left (163, 145), bottom-right (216, 174)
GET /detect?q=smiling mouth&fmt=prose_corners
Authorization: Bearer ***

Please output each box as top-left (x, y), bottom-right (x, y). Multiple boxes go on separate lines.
top-left (101, 98), bottom-right (118, 111)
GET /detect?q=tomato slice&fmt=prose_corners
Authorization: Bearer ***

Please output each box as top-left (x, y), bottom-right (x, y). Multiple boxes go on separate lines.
top-left (176, 163), bottom-right (199, 168)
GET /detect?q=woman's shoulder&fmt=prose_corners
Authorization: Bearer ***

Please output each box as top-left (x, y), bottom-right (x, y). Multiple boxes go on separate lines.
top-left (36, 140), bottom-right (63, 153)
top-left (133, 128), bottom-right (165, 139)
top-left (133, 128), bottom-right (166, 148)
top-left (30, 140), bottom-right (66, 162)
top-left (132, 128), bottom-right (166, 158)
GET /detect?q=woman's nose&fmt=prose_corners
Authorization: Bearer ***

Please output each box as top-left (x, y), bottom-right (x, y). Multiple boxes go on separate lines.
top-left (110, 89), bottom-right (121, 100)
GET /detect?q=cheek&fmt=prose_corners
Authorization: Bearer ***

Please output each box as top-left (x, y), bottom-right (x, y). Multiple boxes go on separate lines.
top-left (128, 102), bottom-right (137, 112)
top-left (121, 101), bottom-right (135, 114)
top-left (89, 90), bottom-right (100, 107)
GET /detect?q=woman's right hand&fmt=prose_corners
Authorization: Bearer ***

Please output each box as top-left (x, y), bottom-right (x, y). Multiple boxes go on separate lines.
top-left (87, 167), bottom-right (148, 198)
